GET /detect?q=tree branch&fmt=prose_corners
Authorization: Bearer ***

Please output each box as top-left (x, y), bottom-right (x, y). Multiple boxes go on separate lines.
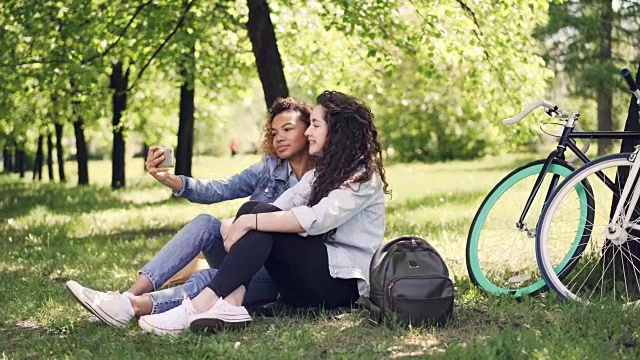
top-left (126, 0), bottom-right (197, 92)
top-left (1, 0), bottom-right (153, 68)
top-left (456, 0), bottom-right (483, 36)
top-left (407, 0), bottom-right (437, 28)
top-left (453, 1), bottom-right (512, 92)
top-left (81, 0), bottom-right (154, 65)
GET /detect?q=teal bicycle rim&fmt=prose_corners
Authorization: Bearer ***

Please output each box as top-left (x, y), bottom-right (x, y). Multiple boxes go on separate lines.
top-left (468, 162), bottom-right (589, 296)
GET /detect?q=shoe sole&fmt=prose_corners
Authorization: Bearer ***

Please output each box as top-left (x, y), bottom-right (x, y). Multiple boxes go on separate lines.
top-left (138, 317), bottom-right (184, 336)
top-left (189, 317), bottom-right (251, 334)
top-left (65, 281), bottom-right (128, 327)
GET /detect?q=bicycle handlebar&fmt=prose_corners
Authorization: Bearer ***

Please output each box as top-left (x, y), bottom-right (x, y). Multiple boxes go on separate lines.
top-left (621, 68), bottom-right (637, 91)
top-left (621, 68), bottom-right (640, 101)
top-left (501, 100), bottom-right (590, 162)
top-left (501, 100), bottom-right (558, 125)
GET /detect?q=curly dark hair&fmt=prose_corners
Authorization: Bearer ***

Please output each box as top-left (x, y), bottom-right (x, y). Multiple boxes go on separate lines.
top-left (308, 90), bottom-right (391, 207)
top-left (260, 97), bottom-right (312, 157)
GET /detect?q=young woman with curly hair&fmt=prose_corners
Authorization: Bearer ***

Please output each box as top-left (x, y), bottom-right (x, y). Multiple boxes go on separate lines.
top-left (137, 90), bottom-right (391, 335)
top-left (66, 97), bottom-right (314, 327)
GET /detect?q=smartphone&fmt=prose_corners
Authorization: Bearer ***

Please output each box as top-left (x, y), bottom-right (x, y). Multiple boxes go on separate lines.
top-left (158, 146), bottom-right (175, 168)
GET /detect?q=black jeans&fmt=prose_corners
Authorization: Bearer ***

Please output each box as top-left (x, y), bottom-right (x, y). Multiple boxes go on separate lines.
top-left (208, 201), bottom-right (359, 309)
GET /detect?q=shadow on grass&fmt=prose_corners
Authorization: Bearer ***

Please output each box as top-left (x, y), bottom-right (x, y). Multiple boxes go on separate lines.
top-left (387, 213), bottom-right (471, 237)
top-left (0, 181), bottom-right (177, 221)
top-left (71, 226), bottom-right (180, 243)
top-left (387, 190), bottom-right (487, 214)
top-left (4, 221), bottom-right (180, 249)
top-left (1, 222), bottom-right (184, 285)
top-left (461, 155), bottom-right (542, 174)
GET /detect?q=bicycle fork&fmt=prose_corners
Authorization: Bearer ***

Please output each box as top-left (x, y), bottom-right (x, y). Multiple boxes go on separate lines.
top-left (516, 153), bottom-right (564, 238)
top-left (608, 146), bottom-right (640, 244)
top-left (517, 114), bottom-right (580, 238)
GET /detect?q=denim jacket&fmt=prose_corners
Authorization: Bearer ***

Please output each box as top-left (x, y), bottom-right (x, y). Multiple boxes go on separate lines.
top-left (273, 170), bottom-right (386, 296)
top-left (173, 155), bottom-right (292, 204)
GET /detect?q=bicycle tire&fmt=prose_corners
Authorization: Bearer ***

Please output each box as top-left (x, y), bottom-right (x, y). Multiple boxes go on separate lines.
top-left (467, 159), bottom-right (593, 297)
top-left (537, 153), bottom-right (640, 303)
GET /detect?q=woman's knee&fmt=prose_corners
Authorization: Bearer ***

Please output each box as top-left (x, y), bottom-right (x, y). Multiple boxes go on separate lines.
top-left (235, 201), bottom-right (281, 217)
top-left (191, 213), bottom-right (220, 227)
top-left (250, 202), bottom-right (281, 214)
top-left (235, 201), bottom-right (264, 217)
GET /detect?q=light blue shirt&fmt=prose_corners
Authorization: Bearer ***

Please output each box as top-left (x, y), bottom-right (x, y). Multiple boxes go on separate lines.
top-left (286, 162), bottom-right (299, 188)
top-left (273, 170), bottom-right (386, 296)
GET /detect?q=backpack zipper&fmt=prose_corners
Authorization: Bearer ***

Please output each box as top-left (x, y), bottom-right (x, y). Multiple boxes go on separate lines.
top-left (381, 240), bottom-right (426, 314)
top-left (388, 276), bottom-right (454, 309)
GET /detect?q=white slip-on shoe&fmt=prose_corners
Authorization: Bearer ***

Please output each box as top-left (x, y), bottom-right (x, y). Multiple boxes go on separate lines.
top-left (138, 298), bottom-right (197, 336)
top-left (65, 280), bottom-right (134, 327)
top-left (189, 298), bottom-right (252, 334)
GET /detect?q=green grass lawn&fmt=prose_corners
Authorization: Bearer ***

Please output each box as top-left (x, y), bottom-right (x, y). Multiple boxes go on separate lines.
top-left (2, 154), bottom-right (640, 359)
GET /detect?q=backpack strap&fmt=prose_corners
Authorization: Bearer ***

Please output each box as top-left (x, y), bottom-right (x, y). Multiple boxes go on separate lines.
top-left (356, 296), bottom-right (382, 325)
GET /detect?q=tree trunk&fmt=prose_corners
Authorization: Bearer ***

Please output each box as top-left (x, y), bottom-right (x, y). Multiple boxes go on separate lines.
top-left (33, 135), bottom-right (44, 181)
top-left (55, 123), bottom-right (66, 182)
top-left (16, 147), bottom-right (25, 178)
top-left (246, 0), bottom-right (289, 108)
top-left (142, 143), bottom-right (149, 171)
top-left (608, 63), bottom-right (640, 290)
top-left (3, 145), bottom-right (12, 172)
top-left (110, 62), bottom-right (129, 189)
top-left (176, 44), bottom-right (195, 177)
top-left (12, 141), bottom-right (19, 174)
top-left (73, 116), bottom-right (89, 185)
top-left (46, 131), bottom-right (54, 182)
top-left (596, 0), bottom-right (614, 155)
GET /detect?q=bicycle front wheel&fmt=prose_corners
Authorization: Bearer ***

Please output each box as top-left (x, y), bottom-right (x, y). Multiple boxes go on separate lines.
top-left (537, 153), bottom-right (640, 303)
top-left (466, 159), bottom-right (592, 297)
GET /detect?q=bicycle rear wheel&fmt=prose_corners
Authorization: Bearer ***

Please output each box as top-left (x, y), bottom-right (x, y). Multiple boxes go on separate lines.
top-left (467, 159), bottom-right (593, 297)
top-left (537, 153), bottom-right (640, 304)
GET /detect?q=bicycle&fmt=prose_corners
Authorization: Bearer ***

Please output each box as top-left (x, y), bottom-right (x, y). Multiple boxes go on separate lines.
top-left (466, 69), bottom-right (640, 297)
top-left (536, 68), bottom-right (640, 304)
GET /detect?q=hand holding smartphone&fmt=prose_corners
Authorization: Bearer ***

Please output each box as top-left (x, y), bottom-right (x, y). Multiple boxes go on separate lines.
top-left (146, 145), bottom-right (182, 191)
top-left (157, 146), bottom-right (175, 168)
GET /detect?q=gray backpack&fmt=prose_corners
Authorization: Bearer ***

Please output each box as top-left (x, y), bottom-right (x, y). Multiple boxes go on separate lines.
top-left (358, 236), bottom-right (454, 326)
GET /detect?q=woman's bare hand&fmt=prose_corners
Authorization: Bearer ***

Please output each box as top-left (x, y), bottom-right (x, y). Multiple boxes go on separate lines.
top-left (220, 218), bottom-right (233, 240)
top-left (146, 146), bottom-right (171, 178)
top-left (223, 215), bottom-right (253, 251)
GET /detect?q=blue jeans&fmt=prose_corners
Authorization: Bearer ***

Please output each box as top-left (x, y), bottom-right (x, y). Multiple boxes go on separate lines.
top-left (139, 213), bottom-right (278, 314)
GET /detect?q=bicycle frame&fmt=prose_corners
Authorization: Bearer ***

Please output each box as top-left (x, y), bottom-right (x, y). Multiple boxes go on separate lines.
top-left (516, 112), bottom-right (640, 233)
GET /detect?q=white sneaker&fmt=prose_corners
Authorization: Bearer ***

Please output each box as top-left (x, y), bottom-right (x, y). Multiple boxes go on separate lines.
top-left (138, 298), bottom-right (197, 336)
top-left (65, 280), bottom-right (134, 327)
top-left (189, 298), bottom-right (252, 333)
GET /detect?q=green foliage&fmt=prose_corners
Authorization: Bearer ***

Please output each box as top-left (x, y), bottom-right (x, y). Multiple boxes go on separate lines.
top-left (0, 0), bottom-right (563, 164)
top-left (536, 0), bottom-right (640, 134)
top-left (273, 0), bottom-right (552, 162)
top-left (537, 0), bottom-right (638, 95)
